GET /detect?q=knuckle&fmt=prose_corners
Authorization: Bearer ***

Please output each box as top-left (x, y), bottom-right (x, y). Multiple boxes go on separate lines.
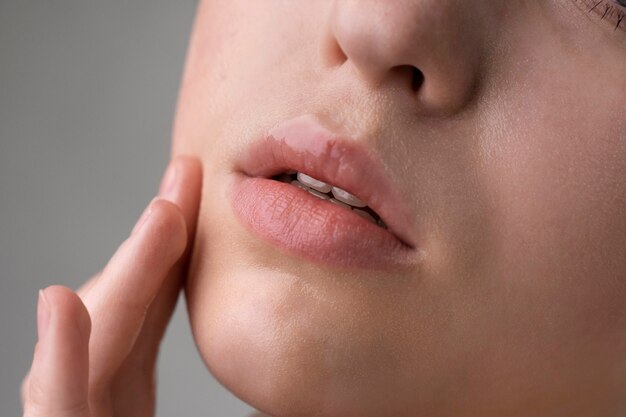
top-left (24, 367), bottom-right (90, 416)
top-left (25, 400), bottom-right (90, 417)
top-left (87, 382), bottom-right (112, 411)
top-left (26, 373), bottom-right (47, 405)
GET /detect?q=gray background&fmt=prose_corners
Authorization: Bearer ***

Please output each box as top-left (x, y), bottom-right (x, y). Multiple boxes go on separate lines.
top-left (0, 1), bottom-right (256, 416)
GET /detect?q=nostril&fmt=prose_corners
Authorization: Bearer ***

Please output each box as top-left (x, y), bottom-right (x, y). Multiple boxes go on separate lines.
top-left (411, 66), bottom-right (424, 92)
top-left (393, 65), bottom-right (424, 93)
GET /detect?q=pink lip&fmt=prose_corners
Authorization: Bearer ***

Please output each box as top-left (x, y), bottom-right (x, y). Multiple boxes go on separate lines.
top-left (229, 113), bottom-right (421, 271)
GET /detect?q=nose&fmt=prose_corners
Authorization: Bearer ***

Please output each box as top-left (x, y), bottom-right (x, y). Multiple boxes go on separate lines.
top-left (327, 0), bottom-right (489, 116)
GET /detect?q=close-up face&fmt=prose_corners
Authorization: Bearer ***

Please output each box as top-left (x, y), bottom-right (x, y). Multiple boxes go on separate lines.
top-left (174, 1), bottom-right (626, 416)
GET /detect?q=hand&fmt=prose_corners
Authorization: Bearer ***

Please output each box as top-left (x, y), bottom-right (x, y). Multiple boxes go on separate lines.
top-left (21, 155), bottom-right (202, 417)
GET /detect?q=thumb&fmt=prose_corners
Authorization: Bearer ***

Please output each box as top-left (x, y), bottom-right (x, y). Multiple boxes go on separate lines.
top-left (24, 286), bottom-right (91, 417)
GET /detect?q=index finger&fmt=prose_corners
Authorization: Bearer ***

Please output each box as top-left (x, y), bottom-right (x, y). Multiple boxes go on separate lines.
top-left (121, 154), bottom-right (203, 359)
top-left (82, 197), bottom-right (187, 389)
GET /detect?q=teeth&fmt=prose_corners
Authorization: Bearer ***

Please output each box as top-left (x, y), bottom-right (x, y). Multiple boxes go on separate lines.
top-left (306, 188), bottom-right (330, 200)
top-left (291, 179), bottom-right (330, 200)
top-left (331, 186), bottom-right (367, 208)
top-left (291, 180), bottom-right (309, 191)
top-left (353, 208), bottom-right (377, 225)
top-left (328, 198), bottom-right (351, 209)
top-left (297, 172), bottom-right (332, 193)
top-left (286, 173), bottom-right (386, 230)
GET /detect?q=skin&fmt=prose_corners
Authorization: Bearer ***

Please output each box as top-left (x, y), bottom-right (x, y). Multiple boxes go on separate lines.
top-left (177, 1), bottom-right (626, 416)
top-left (22, 1), bottom-right (626, 417)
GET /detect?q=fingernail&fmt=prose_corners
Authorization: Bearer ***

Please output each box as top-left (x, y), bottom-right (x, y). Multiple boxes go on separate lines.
top-left (158, 159), bottom-right (179, 202)
top-left (132, 197), bottom-right (157, 235)
top-left (37, 289), bottom-right (51, 342)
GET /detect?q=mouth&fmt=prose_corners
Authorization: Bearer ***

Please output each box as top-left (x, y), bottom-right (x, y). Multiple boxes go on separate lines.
top-left (229, 113), bottom-right (420, 271)
top-left (270, 170), bottom-right (389, 230)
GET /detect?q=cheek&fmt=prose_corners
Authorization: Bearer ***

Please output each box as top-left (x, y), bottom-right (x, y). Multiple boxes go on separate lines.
top-left (477, 35), bottom-right (626, 339)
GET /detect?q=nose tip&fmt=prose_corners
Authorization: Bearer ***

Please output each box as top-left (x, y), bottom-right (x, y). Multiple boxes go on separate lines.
top-left (326, 0), bottom-right (485, 117)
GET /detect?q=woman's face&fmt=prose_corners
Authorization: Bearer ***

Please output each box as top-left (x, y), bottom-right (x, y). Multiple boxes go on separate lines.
top-left (174, 1), bottom-right (626, 416)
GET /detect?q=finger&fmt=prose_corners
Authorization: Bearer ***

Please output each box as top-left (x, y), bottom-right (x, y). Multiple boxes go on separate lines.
top-left (75, 271), bottom-right (99, 301)
top-left (82, 197), bottom-right (187, 389)
top-left (131, 155), bottom-right (202, 352)
top-left (77, 155), bottom-right (200, 305)
top-left (106, 156), bottom-right (202, 415)
top-left (163, 154), bottom-right (203, 253)
top-left (158, 154), bottom-right (203, 238)
top-left (74, 154), bottom-right (199, 302)
top-left (24, 286), bottom-right (91, 417)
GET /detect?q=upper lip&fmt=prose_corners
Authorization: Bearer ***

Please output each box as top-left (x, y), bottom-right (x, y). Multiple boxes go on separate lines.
top-left (235, 113), bottom-right (417, 248)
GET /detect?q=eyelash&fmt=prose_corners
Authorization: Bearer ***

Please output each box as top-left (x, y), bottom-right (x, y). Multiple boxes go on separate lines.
top-left (581, 0), bottom-right (626, 31)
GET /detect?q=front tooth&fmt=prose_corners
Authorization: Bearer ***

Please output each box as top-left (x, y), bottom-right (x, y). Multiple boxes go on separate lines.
top-left (331, 186), bottom-right (367, 208)
top-left (290, 179), bottom-right (330, 200)
top-left (297, 172), bottom-right (332, 193)
top-left (329, 198), bottom-right (351, 210)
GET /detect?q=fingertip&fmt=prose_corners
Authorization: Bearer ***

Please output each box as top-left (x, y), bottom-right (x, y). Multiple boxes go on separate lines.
top-left (174, 153), bottom-right (203, 175)
top-left (41, 285), bottom-right (91, 341)
top-left (165, 154), bottom-right (202, 207)
top-left (26, 286), bottom-right (91, 416)
top-left (158, 154), bottom-right (202, 207)
top-left (169, 154), bottom-right (203, 246)
top-left (139, 198), bottom-right (188, 262)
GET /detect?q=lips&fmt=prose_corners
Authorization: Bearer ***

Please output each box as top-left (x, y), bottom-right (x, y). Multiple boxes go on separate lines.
top-left (229, 113), bottom-right (420, 270)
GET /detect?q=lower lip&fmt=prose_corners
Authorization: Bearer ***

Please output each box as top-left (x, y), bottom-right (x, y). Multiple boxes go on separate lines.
top-left (229, 174), bottom-right (418, 271)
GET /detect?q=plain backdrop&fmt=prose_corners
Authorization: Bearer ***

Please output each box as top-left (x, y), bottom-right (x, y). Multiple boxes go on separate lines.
top-left (0, 1), bottom-right (257, 416)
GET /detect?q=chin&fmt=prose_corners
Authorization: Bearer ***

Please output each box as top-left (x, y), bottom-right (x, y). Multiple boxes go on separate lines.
top-left (184, 257), bottom-right (426, 417)
top-left (181, 183), bottom-right (437, 417)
